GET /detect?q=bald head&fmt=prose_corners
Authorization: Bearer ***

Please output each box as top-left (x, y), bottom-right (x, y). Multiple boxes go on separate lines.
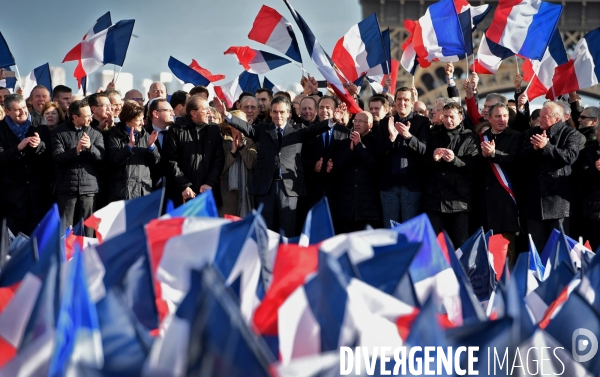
top-left (413, 101), bottom-right (428, 117)
top-left (353, 111), bottom-right (373, 136)
top-left (148, 82), bottom-right (167, 101)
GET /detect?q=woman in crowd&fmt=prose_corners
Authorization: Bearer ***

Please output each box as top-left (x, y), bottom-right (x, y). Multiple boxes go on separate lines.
top-left (41, 102), bottom-right (65, 130)
top-left (219, 110), bottom-right (256, 217)
top-left (106, 100), bottom-right (160, 201)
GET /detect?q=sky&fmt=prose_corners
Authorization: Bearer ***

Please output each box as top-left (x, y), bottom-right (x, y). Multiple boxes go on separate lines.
top-left (1, 0), bottom-right (363, 93)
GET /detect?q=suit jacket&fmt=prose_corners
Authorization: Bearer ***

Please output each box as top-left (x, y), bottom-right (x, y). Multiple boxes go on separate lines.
top-left (228, 115), bottom-right (332, 197)
top-left (302, 124), bottom-right (350, 205)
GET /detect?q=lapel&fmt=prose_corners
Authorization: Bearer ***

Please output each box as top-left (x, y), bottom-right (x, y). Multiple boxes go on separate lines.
top-left (283, 122), bottom-right (294, 137)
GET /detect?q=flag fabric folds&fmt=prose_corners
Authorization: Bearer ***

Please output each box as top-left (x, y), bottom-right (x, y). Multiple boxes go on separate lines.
top-left (0, 32), bottom-right (15, 69)
top-left (214, 71), bottom-right (261, 108)
top-left (474, 0), bottom-right (563, 73)
top-left (63, 15), bottom-right (134, 86)
top-left (522, 27), bottom-right (568, 100)
top-left (551, 27), bottom-right (600, 97)
top-left (262, 77), bottom-right (285, 93)
top-left (248, 5), bottom-right (302, 63)
top-left (21, 63), bottom-right (52, 99)
top-left (282, 0), bottom-right (363, 115)
top-left (331, 13), bottom-right (388, 84)
top-left (168, 56), bottom-right (210, 87)
top-left (188, 59), bottom-right (225, 82)
top-left (224, 46), bottom-right (292, 74)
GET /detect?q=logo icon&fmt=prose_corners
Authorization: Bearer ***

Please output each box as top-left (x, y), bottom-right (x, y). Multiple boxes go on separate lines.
top-left (572, 328), bottom-right (598, 362)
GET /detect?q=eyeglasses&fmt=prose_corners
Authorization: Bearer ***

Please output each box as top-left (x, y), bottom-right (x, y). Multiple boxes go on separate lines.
top-left (242, 105), bottom-right (258, 110)
top-left (128, 98), bottom-right (145, 102)
top-left (579, 115), bottom-right (597, 120)
top-left (157, 109), bottom-right (174, 113)
top-left (353, 119), bottom-right (369, 124)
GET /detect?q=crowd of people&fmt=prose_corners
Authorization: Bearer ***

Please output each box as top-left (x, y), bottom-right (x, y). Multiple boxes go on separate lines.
top-left (1, 62), bottom-right (599, 265)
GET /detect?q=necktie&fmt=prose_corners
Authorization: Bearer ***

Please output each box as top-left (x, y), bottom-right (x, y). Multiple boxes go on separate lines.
top-left (324, 129), bottom-right (330, 148)
top-left (278, 127), bottom-right (283, 149)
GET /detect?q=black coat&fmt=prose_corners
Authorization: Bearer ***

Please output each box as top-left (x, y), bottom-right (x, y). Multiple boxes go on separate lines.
top-left (164, 119), bottom-right (224, 206)
top-left (51, 121), bottom-right (104, 195)
top-left (520, 123), bottom-right (580, 220)
top-left (478, 127), bottom-right (522, 232)
top-left (0, 117), bottom-right (53, 218)
top-left (302, 124), bottom-right (350, 205)
top-left (375, 112), bottom-right (430, 192)
top-left (575, 142), bottom-right (600, 220)
top-left (423, 124), bottom-right (479, 213)
top-left (106, 123), bottom-right (161, 201)
top-left (332, 132), bottom-right (381, 221)
top-left (228, 115), bottom-right (332, 197)
top-left (579, 126), bottom-right (597, 149)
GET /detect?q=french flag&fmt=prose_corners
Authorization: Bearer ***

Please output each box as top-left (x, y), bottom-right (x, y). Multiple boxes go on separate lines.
top-left (262, 77), bottom-right (285, 93)
top-left (551, 28), bottom-right (600, 98)
top-left (474, 0), bottom-right (563, 74)
top-left (168, 56), bottom-right (211, 87)
top-left (224, 46), bottom-right (292, 74)
top-left (84, 189), bottom-right (163, 244)
top-left (21, 63), bottom-right (52, 100)
top-left (214, 71), bottom-right (261, 108)
top-left (522, 28), bottom-right (568, 100)
top-left (47, 248), bottom-right (103, 376)
top-left (248, 5), bottom-right (302, 63)
top-left (331, 13), bottom-right (388, 84)
top-left (403, 0), bottom-right (467, 68)
top-left (0, 31), bottom-right (15, 69)
top-left (188, 59), bottom-right (225, 82)
top-left (63, 13), bottom-right (135, 86)
top-left (282, 0), bottom-right (363, 115)
top-left (298, 197), bottom-right (334, 246)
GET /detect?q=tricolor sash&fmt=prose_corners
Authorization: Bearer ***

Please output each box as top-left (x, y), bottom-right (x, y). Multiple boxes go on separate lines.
top-left (479, 132), bottom-right (517, 206)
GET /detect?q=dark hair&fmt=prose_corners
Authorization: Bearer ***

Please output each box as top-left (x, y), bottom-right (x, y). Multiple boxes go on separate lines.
top-left (274, 91), bottom-right (291, 101)
top-left (149, 98), bottom-right (169, 116)
top-left (170, 90), bottom-right (188, 108)
top-left (394, 87), bottom-right (414, 102)
top-left (443, 101), bottom-right (464, 116)
top-left (68, 99), bottom-right (89, 121)
top-left (237, 91), bottom-right (254, 103)
top-left (507, 99), bottom-right (516, 105)
top-left (488, 102), bottom-right (509, 118)
top-left (52, 85), bottom-right (72, 98)
top-left (87, 92), bottom-right (108, 107)
top-left (189, 86), bottom-right (209, 97)
top-left (4, 93), bottom-right (23, 110)
top-left (369, 95), bottom-right (390, 110)
top-left (270, 96), bottom-right (292, 112)
top-left (186, 94), bottom-right (208, 116)
top-left (318, 95), bottom-right (339, 108)
top-left (119, 100), bottom-right (145, 123)
top-left (256, 88), bottom-right (273, 99)
top-left (300, 96), bottom-right (318, 108)
top-left (531, 109), bottom-right (541, 121)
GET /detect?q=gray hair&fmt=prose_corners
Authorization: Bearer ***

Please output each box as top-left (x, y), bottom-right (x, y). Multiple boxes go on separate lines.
top-left (585, 106), bottom-right (600, 119)
top-left (542, 101), bottom-right (564, 118)
top-left (555, 100), bottom-right (571, 115)
top-left (436, 97), bottom-right (455, 106)
top-left (485, 93), bottom-right (508, 105)
top-left (488, 102), bottom-right (509, 118)
top-left (240, 96), bottom-right (259, 107)
top-left (4, 93), bottom-right (24, 110)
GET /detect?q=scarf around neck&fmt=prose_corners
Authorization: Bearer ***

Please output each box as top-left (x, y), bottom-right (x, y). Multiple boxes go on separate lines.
top-left (5, 113), bottom-right (32, 141)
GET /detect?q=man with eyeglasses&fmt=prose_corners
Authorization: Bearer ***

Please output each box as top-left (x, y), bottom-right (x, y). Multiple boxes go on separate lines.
top-left (51, 99), bottom-right (104, 237)
top-left (88, 92), bottom-right (114, 133)
top-left (413, 101), bottom-right (429, 118)
top-left (0, 93), bottom-right (53, 235)
top-left (165, 95), bottom-right (224, 208)
top-left (147, 99), bottom-right (175, 192)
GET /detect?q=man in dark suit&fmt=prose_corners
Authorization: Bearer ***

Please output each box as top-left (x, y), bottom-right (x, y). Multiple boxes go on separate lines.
top-left (146, 99), bottom-right (175, 192)
top-left (165, 95), bottom-right (224, 208)
top-left (302, 96), bottom-right (350, 209)
top-left (214, 95), bottom-right (344, 237)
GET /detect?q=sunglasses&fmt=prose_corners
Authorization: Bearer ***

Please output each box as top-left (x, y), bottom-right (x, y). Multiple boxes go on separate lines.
top-left (579, 115), bottom-right (597, 120)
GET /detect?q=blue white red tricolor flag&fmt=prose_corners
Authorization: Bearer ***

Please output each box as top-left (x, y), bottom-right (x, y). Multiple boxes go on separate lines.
top-left (21, 63), bottom-right (52, 99)
top-left (224, 46), bottom-right (292, 74)
top-left (248, 5), bottom-right (302, 64)
top-left (214, 71), bottom-right (261, 108)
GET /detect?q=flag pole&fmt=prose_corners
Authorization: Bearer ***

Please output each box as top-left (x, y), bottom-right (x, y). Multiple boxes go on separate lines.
top-left (14, 64), bottom-right (23, 91)
top-left (465, 54), bottom-right (470, 80)
top-left (515, 56), bottom-right (520, 75)
top-left (115, 65), bottom-right (123, 84)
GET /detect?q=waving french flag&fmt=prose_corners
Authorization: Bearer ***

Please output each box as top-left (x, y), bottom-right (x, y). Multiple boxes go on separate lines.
top-left (21, 63), bottom-right (52, 99)
top-left (63, 13), bottom-right (135, 87)
top-left (168, 56), bottom-right (211, 87)
top-left (248, 5), bottom-right (302, 63)
top-left (282, 0), bottom-right (362, 114)
top-left (224, 46), bottom-right (292, 74)
top-left (214, 71), bottom-right (261, 108)
top-left (188, 59), bottom-right (225, 82)
top-left (331, 13), bottom-right (388, 84)
top-left (551, 28), bottom-right (600, 97)
top-left (474, 0), bottom-right (563, 74)
top-left (522, 28), bottom-right (568, 100)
